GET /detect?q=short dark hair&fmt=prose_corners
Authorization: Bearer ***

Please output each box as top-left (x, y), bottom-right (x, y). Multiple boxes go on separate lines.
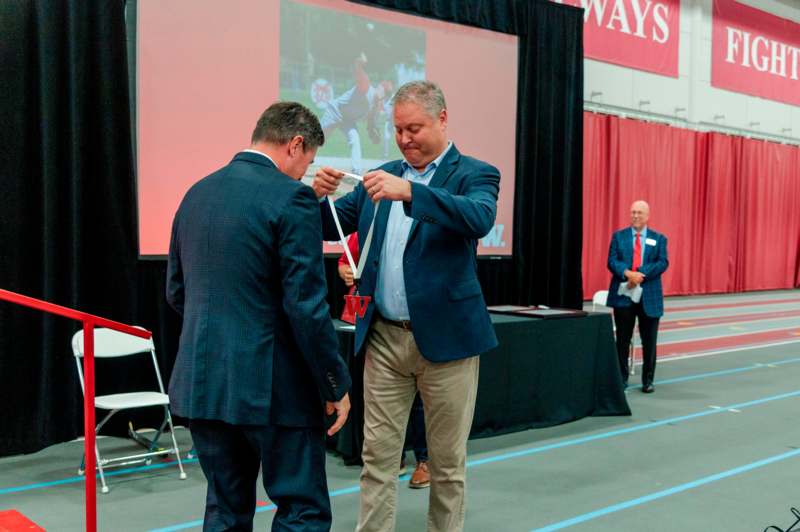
top-left (251, 101), bottom-right (324, 149)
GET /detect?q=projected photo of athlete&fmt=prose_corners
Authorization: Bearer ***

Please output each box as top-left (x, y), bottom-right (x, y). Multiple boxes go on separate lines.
top-left (319, 54), bottom-right (393, 175)
top-left (279, 0), bottom-right (426, 177)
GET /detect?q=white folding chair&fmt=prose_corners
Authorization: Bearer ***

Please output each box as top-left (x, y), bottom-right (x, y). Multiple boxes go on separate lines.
top-left (71, 327), bottom-right (186, 493)
top-left (591, 290), bottom-right (635, 376)
top-left (591, 289), bottom-right (609, 311)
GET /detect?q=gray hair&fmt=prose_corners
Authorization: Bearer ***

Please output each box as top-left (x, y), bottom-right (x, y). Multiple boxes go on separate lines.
top-left (392, 80), bottom-right (447, 119)
top-left (251, 101), bottom-right (325, 150)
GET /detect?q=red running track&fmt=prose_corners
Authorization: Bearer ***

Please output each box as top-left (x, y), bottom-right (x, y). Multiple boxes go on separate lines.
top-left (659, 309), bottom-right (800, 331)
top-left (635, 327), bottom-right (800, 359)
top-left (665, 297), bottom-right (800, 313)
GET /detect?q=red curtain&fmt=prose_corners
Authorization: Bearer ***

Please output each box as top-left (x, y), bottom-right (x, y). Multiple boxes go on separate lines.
top-left (583, 113), bottom-right (800, 299)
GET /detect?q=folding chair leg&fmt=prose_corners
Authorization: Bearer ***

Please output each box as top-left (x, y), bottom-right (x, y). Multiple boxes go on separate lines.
top-left (77, 415), bottom-right (111, 475)
top-left (629, 342), bottom-right (635, 376)
top-left (95, 410), bottom-right (116, 434)
top-left (78, 411), bottom-right (116, 476)
top-left (95, 444), bottom-right (109, 494)
top-left (164, 407), bottom-right (187, 480)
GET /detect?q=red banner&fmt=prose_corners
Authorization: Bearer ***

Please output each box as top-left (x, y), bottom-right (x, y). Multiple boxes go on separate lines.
top-left (554, 0), bottom-right (680, 77)
top-left (712, 0), bottom-right (800, 107)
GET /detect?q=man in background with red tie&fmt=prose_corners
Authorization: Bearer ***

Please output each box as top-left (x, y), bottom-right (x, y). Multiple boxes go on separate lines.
top-left (606, 200), bottom-right (669, 393)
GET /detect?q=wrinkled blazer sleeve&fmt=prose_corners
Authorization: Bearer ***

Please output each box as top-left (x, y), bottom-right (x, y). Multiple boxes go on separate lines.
top-left (607, 232), bottom-right (629, 281)
top-left (279, 186), bottom-right (351, 402)
top-left (403, 164), bottom-right (500, 238)
top-left (166, 214), bottom-right (184, 317)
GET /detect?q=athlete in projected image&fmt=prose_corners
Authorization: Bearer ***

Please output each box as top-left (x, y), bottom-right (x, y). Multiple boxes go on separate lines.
top-left (319, 53), bottom-right (393, 175)
top-left (381, 86), bottom-right (396, 159)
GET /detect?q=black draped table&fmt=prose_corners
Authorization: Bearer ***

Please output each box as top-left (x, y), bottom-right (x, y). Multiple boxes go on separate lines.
top-left (327, 312), bottom-right (630, 463)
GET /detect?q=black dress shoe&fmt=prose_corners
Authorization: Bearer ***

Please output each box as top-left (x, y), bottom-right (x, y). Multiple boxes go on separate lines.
top-left (642, 384), bottom-right (655, 393)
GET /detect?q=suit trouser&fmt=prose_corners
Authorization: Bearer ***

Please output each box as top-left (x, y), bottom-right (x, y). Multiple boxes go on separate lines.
top-left (406, 393), bottom-right (428, 463)
top-left (613, 302), bottom-right (660, 386)
top-left (356, 318), bottom-right (480, 532)
top-left (190, 419), bottom-right (331, 532)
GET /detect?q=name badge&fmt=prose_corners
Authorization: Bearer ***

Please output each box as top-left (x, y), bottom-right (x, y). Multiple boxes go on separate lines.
top-left (645, 238), bottom-right (657, 246)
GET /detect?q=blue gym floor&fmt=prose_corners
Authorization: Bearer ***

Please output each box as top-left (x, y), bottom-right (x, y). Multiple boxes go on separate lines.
top-left (2, 289), bottom-right (799, 531)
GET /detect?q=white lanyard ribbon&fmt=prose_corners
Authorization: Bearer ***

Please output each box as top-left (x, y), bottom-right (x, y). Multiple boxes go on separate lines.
top-left (326, 194), bottom-right (379, 282)
top-left (327, 196), bottom-right (357, 274)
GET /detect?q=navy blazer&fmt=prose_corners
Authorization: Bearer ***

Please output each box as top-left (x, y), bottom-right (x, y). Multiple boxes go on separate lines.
top-left (166, 152), bottom-right (351, 427)
top-left (320, 145), bottom-right (500, 362)
top-left (606, 227), bottom-right (669, 318)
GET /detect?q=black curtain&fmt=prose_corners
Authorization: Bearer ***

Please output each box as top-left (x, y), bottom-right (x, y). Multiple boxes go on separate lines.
top-left (0, 0), bottom-right (582, 457)
top-left (0, 1), bottom-right (142, 455)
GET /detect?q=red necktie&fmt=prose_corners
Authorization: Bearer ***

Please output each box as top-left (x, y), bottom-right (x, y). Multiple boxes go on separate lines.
top-left (632, 232), bottom-right (642, 271)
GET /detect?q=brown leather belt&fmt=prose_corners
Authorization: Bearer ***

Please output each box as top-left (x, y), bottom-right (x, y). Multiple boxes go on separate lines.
top-left (378, 314), bottom-right (413, 331)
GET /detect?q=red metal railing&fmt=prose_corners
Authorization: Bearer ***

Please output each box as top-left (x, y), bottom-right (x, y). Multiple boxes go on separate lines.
top-left (0, 288), bottom-right (152, 532)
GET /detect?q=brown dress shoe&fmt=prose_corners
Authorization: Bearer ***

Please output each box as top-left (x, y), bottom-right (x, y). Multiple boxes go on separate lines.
top-left (409, 461), bottom-right (430, 489)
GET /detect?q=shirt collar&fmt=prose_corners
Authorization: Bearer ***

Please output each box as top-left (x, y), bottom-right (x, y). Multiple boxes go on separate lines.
top-left (242, 148), bottom-right (278, 168)
top-left (631, 226), bottom-right (648, 237)
top-left (400, 141), bottom-right (453, 176)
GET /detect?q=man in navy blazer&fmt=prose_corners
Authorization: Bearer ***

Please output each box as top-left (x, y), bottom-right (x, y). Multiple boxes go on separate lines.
top-left (167, 102), bottom-right (351, 531)
top-left (606, 200), bottom-right (669, 393)
top-left (313, 81), bottom-right (499, 532)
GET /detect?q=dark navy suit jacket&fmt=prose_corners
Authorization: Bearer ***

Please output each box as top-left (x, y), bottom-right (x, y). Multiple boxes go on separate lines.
top-left (320, 145), bottom-right (500, 362)
top-left (166, 152), bottom-right (351, 427)
top-left (606, 227), bottom-right (669, 318)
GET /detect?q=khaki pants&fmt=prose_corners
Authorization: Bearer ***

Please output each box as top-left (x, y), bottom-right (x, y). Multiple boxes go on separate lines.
top-left (356, 318), bottom-right (480, 532)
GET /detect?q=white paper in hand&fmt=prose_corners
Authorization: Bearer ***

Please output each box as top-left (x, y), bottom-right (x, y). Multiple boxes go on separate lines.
top-left (617, 282), bottom-right (643, 303)
top-left (341, 171), bottom-right (363, 183)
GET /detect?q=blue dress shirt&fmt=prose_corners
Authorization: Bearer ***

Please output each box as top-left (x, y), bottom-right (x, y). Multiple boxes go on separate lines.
top-left (375, 142), bottom-right (453, 320)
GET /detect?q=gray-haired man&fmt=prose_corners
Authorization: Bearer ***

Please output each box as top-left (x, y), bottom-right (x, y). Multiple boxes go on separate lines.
top-left (314, 81), bottom-right (500, 532)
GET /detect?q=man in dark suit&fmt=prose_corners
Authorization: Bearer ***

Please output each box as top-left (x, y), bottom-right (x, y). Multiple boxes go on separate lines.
top-left (313, 80), bottom-right (499, 532)
top-left (606, 200), bottom-right (669, 393)
top-left (166, 101), bottom-right (351, 531)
